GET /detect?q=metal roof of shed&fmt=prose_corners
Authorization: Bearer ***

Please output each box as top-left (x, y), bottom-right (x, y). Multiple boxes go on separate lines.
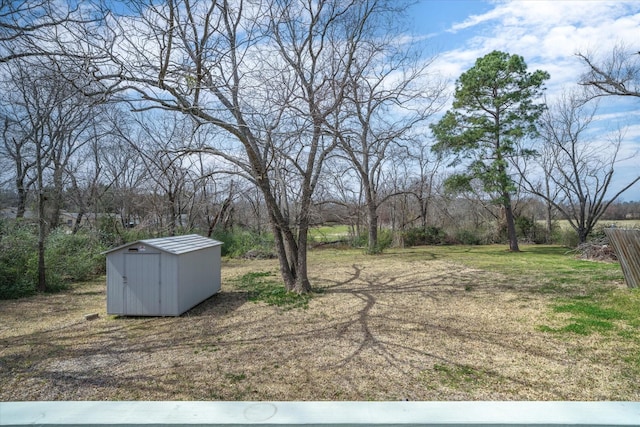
top-left (103, 234), bottom-right (222, 255)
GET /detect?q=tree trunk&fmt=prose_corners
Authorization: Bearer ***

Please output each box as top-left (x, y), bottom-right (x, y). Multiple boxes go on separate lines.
top-left (503, 193), bottom-right (520, 252)
top-left (206, 189), bottom-right (233, 237)
top-left (37, 189), bottom-right (46, 292)
top-left (545, 199), bottom-right (553, 244)
top-left (293, 171), bottom-right (315, 294)
top-left (49, 168), bottom-right (64, 230)
top-left (294, 219), bottom-right (312, 294)
top-left (168, 194), bottom-right (177, 236)
top-left (578, 226), bottom-right (588, 244)
top-left (271, 221), bottom-right (296, 291)
top-left (16, 183), bottom-right (27, 218)
top-left (362, 179), bottom-right (379, 254)
top-left (13, 150), bottom-right (30, 219)
top-left (257, 174), bottom-right (301, 292)
top-left (367, 202), bottom-right (379, 254)
top-left (72, 209), bottom-right (84, 234)
top-left (420, 197), bottom-right (428, 230)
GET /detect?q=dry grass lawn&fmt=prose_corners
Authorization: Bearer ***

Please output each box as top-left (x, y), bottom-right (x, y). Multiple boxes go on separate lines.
top-left (1, 246), bottom-right (638, 401)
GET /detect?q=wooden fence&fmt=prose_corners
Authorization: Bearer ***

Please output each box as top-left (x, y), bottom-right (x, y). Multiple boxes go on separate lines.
top-left (604, 228), bottom-right (640, 288)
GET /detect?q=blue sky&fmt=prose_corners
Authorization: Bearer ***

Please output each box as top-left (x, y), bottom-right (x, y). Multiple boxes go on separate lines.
top-left (406, 0), bottom-right (640, 201)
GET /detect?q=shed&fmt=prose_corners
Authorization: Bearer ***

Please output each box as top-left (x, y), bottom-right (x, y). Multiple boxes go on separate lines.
top-left (104, 234), bottom-right (223, 316)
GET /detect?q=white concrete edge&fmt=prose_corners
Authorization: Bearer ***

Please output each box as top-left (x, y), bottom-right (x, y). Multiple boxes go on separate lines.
top-left (1, 401), bottom-right (640, 426)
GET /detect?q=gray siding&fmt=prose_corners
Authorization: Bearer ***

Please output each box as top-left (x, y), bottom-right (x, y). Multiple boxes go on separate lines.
top-left (123, 253), bottom-right (161, 315)
top-left (105, 235), bottom-right (222, 316)
top-left (177, 245), bottom-right (221, 314)
top-left (106, 254), bottom-right (124, 314)
top-left (159, 253), bottom-right (179, 316)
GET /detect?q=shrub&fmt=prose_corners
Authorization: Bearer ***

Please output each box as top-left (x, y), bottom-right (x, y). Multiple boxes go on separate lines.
top-left (97, 216), bottom-right (155, 249)
top-left (349, 231), bottom-right (367, 248)
top-left (45, 229), bottom-right (107, 282)
top-left (402, 226), bottom-right (447, 246)
top-left (453, 229), bottom-right (483, 245)
top-left (0, 222), bottom-right (107, 299)
top-left (351, 228), bottom-right (393, 254)
top-left (515, 216), bottom-right (547, 244)
top-left (553, 227), bottom-right (580, 248)
top-left (211, 228), bottom-right (275, 258)
top-left (375, 229), bottom-right (393, 252)
top-left (0, 221), bottom-right (38, 299)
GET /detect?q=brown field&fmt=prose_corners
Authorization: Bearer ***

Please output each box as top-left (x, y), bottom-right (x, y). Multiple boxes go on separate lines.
top-left (1, 247), bottom-right (638, 401)
top-left (553, 219), bottom-right (640, 230)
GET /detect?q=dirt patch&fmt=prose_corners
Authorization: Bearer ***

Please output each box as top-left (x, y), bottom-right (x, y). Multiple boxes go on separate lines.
top-left (1, 249), bottom-right (637, 401)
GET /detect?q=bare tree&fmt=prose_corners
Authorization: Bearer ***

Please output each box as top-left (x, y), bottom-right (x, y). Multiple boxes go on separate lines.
top-left (4, 59), bottom-right (58, 291)
top-left (515, 130), bottom-right (561, 242)
top-left (46, 85), bottom-right (102, 229)
top-left (54, 0), bottom-right (401, 293)
top-left (0, 57), bottom-right (106, 290)
top-left (578, 43), bottom-right (640, 99)
top-left (64, 106), bottom-right (132, 234)
top-left (519, 90), bottom-right (640, 244)
top-left (406, 140), bottom-right (443, 231)
top-left (66, 137), bottom-right (104, 233)
top-left (99, 134), bottom-right (148, 234)
top-left (197, 176), bottom-right (237, 237)
top-left (335, 39), bottom-right (445, 253)
top-left (0, 0), bottom-right (108, 63)
top-left (123, 113), bottom-right (200, 236)
top-left (1, 96), bottom-right (37, 218)
top-left (318, 157), bottom-right (366, 241)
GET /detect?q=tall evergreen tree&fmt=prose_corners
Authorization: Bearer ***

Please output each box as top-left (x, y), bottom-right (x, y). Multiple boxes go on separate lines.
top-left (431, 51), bottom-right (549, 251)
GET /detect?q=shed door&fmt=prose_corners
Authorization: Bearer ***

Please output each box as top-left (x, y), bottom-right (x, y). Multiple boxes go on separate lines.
top-left (124, 253), bottom-right (161, 315)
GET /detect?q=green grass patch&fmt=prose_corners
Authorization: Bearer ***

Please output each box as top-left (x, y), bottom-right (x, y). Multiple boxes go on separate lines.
top-left (539, 290), bottom-right (640, 337)
top-left (233, 271), bottom-right (314, 310)
top-left (421, 244), bottom-right (624, 293)
top-left (553, 301), bottom-right (624, 320)
top-left (539, 318), bottom-right (615, 335)
top-left (308, 225), bottom-right (351, 243)
top-left (310, 244), bottom-right (624, 294)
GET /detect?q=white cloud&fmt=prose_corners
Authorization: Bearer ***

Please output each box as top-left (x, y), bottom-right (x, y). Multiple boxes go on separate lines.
top-left (448, 6), bottom-right (508, 32)
top-left (442, 1), bottom-right (639, 70)
top-left (422, 0), bottom-right (640, 199)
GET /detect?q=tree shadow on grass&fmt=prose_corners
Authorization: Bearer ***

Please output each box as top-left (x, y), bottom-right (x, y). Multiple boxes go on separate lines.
top-left (0, 255), bottom-right (633, 400)
top-left (310, 262), bottom-right (587, 399)
top-left (183, 290), bottom-right (248, 317)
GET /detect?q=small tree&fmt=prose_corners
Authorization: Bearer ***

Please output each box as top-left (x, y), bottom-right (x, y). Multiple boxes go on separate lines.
top-left (431, 51), bottom-right (549, 252)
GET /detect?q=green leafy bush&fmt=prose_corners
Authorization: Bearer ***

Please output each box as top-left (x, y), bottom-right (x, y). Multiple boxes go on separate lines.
top-left (97, 216), bottom-right (154, 248)
top-left (402, 226), bottom-right (447, 246)
top-left (374, 229), bottom-right (393, 253)
top-left (0, 221), bottom-right (38, 299)
top-left (45, 229), bottom-right (107, 282)
top-left (0, 222), bottom-right (107, 299)
top-left (211, 228), bottom-right (275, 258)
top-left (350, 228), bottom-right (393, 254)
top-left (453, 229), bottom-right (483, 245)
top-left (515, 216), bottom-right (547, 243)
top-left (553, 227), bottom-right (580, 248)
